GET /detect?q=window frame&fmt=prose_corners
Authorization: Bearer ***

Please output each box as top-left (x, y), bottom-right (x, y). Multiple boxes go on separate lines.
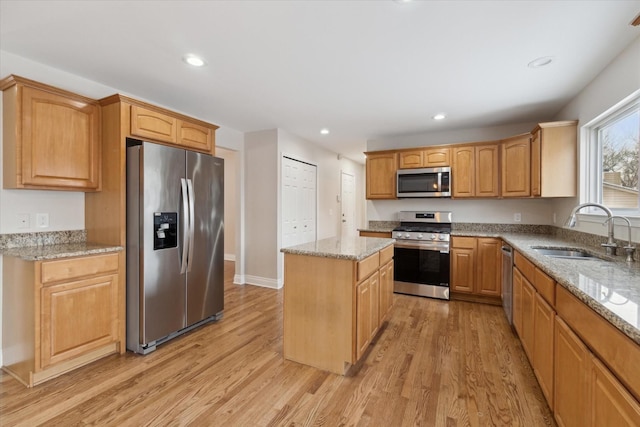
top-left (581, 90), bottom-right (640, 220)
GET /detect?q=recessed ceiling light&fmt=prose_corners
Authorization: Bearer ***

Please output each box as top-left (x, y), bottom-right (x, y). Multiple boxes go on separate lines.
top-left (393, 0), bottom-right (413, 3)
top-left (528, 56), bottom-right (554, 68)
top-left (320, 128), bottom-right (330, 135)
top-left (183, 54), bottom-right (207, 67)
top-left (432, 113), bottom-right (446, 120)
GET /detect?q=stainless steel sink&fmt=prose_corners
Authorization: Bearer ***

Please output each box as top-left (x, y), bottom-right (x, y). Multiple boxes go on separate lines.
top-left (532, 247), bottom-right (599, 260)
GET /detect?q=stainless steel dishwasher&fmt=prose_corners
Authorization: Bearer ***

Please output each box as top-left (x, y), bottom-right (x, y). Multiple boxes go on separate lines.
top-left (501, 244), bottom-right (513, 325)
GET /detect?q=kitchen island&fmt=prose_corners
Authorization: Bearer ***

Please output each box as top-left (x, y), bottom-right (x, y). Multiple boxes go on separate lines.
top-left (281, 236), bottom-right (394, 375)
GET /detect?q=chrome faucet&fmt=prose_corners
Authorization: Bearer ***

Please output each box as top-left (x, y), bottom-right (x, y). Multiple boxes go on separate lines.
top-left (603, 216), bottom-right (636, 262)
top-left (565, 203), bottom-right (618, 256)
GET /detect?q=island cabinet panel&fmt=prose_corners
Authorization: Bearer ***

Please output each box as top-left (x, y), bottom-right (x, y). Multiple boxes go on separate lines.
top-left (283, 244), bottom-right (394, 375)
top-left (2, 252), bottom-right (121, 387)
top-left (1, 75), bottom-right (101, 191)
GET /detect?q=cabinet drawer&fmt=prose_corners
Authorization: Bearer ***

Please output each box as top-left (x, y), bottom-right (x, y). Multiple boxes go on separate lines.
top-left (451, 236), bottom-right (476, 249)
top-left (379, 245), bottom-right (394, 265)
top-left (514, 251), bottom-right (535, 283)
top-left (357, 252), bottom-right (380, 282)
top-left (534, 268), bottom-right (555, 306)
top-left (41, 253), bottom-right (119, 284)
top-left (130, 105), bottom-right (178, 143)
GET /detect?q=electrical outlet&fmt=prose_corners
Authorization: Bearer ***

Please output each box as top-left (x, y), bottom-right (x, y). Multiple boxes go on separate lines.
top-left (514, 213), bottom-right (522, 222)
top-left (36, 213), bottom-right (49, 228)
top-left (17, 213), bottom-right (30, 229)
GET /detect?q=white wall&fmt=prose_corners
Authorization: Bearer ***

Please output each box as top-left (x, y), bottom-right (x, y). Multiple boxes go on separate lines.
top-left (552, 35), bottom-right (640, 243)
top-left (216, 147), bottom-right (238, 261)
top-left (242, 128), bottom-right (366, 288)
top-left (367, 121), bottom-right (557, 224)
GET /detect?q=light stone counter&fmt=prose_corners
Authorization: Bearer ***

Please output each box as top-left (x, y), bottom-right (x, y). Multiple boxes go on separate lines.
top-left (2, 242), bottom-right (123, 261)
top-left (280, 236), bottom-right (395, 261)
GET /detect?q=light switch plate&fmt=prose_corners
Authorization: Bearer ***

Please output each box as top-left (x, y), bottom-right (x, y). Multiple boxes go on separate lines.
top-left (36, 213), bottom-right (49, 228)
top-left (514, 213), bottom-right (522, 222)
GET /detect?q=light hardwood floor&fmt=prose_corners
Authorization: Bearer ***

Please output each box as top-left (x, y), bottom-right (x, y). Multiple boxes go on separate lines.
top-left (1, 261), bottom-right (555, 426)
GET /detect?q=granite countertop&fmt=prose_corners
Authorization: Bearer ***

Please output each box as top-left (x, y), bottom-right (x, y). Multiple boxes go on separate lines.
top-left (455, 231), bottom-right (640, 346)
top-left (2, 242), bottom-right (123, 261)
top-left (281, 236), bottom-right (395, 261)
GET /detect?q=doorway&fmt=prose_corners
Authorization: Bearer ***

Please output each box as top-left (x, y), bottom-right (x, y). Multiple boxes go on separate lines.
top-left (341, 171), bottom-right (356, 237)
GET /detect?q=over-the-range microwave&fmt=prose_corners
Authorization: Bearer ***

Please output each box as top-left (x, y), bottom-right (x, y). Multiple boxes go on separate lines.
top-left (397, 166), bottom-right (451, 198)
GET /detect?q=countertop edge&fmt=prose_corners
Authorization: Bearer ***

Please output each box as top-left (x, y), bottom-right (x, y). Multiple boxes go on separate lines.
top-left (281, 237), bottom-right (395, 261)
top-left (1, 244), bottom-right (124, 261)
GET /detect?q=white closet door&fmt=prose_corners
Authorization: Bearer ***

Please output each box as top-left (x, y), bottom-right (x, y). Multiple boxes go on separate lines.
top-left (341, 171), bottom-right (356, 237)
top-left (282, 156), bottom-right (317, 248)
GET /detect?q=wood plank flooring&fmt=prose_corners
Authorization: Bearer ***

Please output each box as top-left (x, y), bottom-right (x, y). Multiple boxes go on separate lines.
top-left (1, 261), bottom-right (555, 426)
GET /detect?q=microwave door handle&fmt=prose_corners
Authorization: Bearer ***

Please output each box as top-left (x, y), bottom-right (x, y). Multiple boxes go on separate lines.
top-left (438, 172), bottom-right (442, 191)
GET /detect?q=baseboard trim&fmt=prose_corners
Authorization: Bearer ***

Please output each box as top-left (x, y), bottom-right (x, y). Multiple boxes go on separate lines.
top-left (243, 275), bottom-right (283, 289)
top-left (224, 254), bottom-right (236, 262)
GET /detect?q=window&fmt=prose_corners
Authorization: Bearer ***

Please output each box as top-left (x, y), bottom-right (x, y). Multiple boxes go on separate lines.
top-left (584, 94), bottom-right (640, 216)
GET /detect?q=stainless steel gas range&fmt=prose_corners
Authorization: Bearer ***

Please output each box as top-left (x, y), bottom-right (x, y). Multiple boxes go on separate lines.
top-left (392, 211), bottom-right (452, 300)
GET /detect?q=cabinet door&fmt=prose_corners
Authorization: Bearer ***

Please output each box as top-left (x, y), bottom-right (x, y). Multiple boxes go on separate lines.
top-left (531, 130), bottom-right (541, 197)
top-left (379, 261), bottom-right (394, 323)
top-left (501, 135), bottom-right (531, 197)
top-left (450, 245), bottom-right (476, 294)
top-left (513, 267), bottom-right (523, 337)
top-left (356, 278), bottom-right (372, 360)
top-left (476, 238), bottom-right (501, 296)
top-left (41, 274), bottom-right (118, 369)
top-left (554, 317), bottom-right (590, 427)
top-left (475, 144), bottom-right (500, 197)
top-left (369, 272), bottom-right (380, 342)
top-left (521, 276), bottom-right (535, 360)
top-left (398, 150), bottom-right (423, 169)
top-left (452, 146), bottom-right (475, 197)
top-left (590, 356), bottom-right (640, 427)
top-left (178, 119), bottom-right (214, 153)
top-left (130, 105), bottom-right (178, 143)
top-left (423, 147), bottom-right (450, 167)
top-left (366, 152), bottom-right (397, 199)
top-left (19, 86), bottom-right (100, 190)
top-left (533, 293), bottom-right (555, 410)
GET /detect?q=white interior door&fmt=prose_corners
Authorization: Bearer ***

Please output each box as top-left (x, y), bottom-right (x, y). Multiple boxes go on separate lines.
top-left (341, 171), bottom-right (356, 237)
top-left (282, 156), bottom-right (317, 248)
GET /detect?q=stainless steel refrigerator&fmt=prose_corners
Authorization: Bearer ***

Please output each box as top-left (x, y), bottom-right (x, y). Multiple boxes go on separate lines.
top-left (126, 139), bottom-right (224, 354)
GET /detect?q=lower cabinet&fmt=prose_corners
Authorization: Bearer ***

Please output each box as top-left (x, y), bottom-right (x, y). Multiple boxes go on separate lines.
top-left (283, 244), bottom-right (394, 375)
top-left (512, 250), bottom-right (640, 426)
top-left (450, 236), bottom-right (501, 302)
top-left (2, 252), bottom-right (121, 387)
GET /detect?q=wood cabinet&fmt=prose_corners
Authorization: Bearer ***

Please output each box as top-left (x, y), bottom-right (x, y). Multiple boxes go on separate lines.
top-left (530, 121), bottom-right (578, 197)
top-left (283, 244), bottom-right (394, 374)
top-left (130, 104), bottom-right (215, 153)
top-left (359, 230), bottom-right (393, 238)
top-left (452, 143), bottom-right (499, 198)
top-left (365, 151), bottom-right (397, 199)
top-left (590, 357), bottom-right (640, 426)
top-left (450, 237), bottom-right (501, 302)
top-left (501, 133), bottom-right (531, 197)
top-left (398, 147), bottom-right (450, 169)
top-left (512, 267), bottom-right (523, 336)
top-left (2, 252), bottom-right (121, 387)
top-left (533, 292), bottom-right (555, 410)
top-left (1, 75), bottom-right (101, 191)
top-left (554, 317), bottom-right (591, 427)
top-left (520, 276), bottom-right (536, 360)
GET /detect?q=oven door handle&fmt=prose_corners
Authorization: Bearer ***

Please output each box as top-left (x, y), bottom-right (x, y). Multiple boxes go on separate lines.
top-left (394, 241), bottom-right (450, 253)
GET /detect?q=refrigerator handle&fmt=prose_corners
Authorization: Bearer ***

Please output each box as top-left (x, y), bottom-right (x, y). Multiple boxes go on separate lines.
top-left (180, 178), bottom-right (190, 274)
top-left (186, 178), bottom-right (196, 272)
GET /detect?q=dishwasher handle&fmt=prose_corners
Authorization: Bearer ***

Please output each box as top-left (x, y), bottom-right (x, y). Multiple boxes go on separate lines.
top-left (501, 245), bottom-right (512, 255)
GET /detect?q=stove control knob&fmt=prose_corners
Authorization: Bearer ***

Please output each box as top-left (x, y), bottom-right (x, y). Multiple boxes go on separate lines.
top-left (438, 234), bottom-right (446, 240)
top-left (417, 234), bottom-right (423, 239)
top-left (430, 234), bottom-right (436, 240)
top-left (404, 233), bottom-right (411, 239)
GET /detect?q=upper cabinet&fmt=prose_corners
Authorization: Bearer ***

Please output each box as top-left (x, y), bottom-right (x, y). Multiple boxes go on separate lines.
top-left (398, 147), bottom-right (450, 169)
top-left (531, 121), bottom-right (577, 197)
top-left (1, 75), bottom-right (101, 191)
top-left (130, 104), bottom-right (215, 153)
top-left (452, 143), bottom-right (499, 198)
top-left (366, 151), bottom-right (397, 199)
top-left (501, 133), bottom-right (532, 198)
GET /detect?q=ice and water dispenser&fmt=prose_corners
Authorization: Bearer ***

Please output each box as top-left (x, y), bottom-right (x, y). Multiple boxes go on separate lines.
top-left (153, 212), bottom-right (178, 250)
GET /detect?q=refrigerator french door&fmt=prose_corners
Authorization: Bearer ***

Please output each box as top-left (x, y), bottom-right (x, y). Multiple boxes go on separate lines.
top-left (126, 139), bottom-right (224, 354)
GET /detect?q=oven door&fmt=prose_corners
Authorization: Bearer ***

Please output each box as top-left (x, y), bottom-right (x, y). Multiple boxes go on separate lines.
top-left (393, 241), bottom-right (450, 300)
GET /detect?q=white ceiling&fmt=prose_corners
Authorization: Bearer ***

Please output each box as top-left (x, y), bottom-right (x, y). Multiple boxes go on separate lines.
top-left (1, 1), bottom-right (639, 162)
